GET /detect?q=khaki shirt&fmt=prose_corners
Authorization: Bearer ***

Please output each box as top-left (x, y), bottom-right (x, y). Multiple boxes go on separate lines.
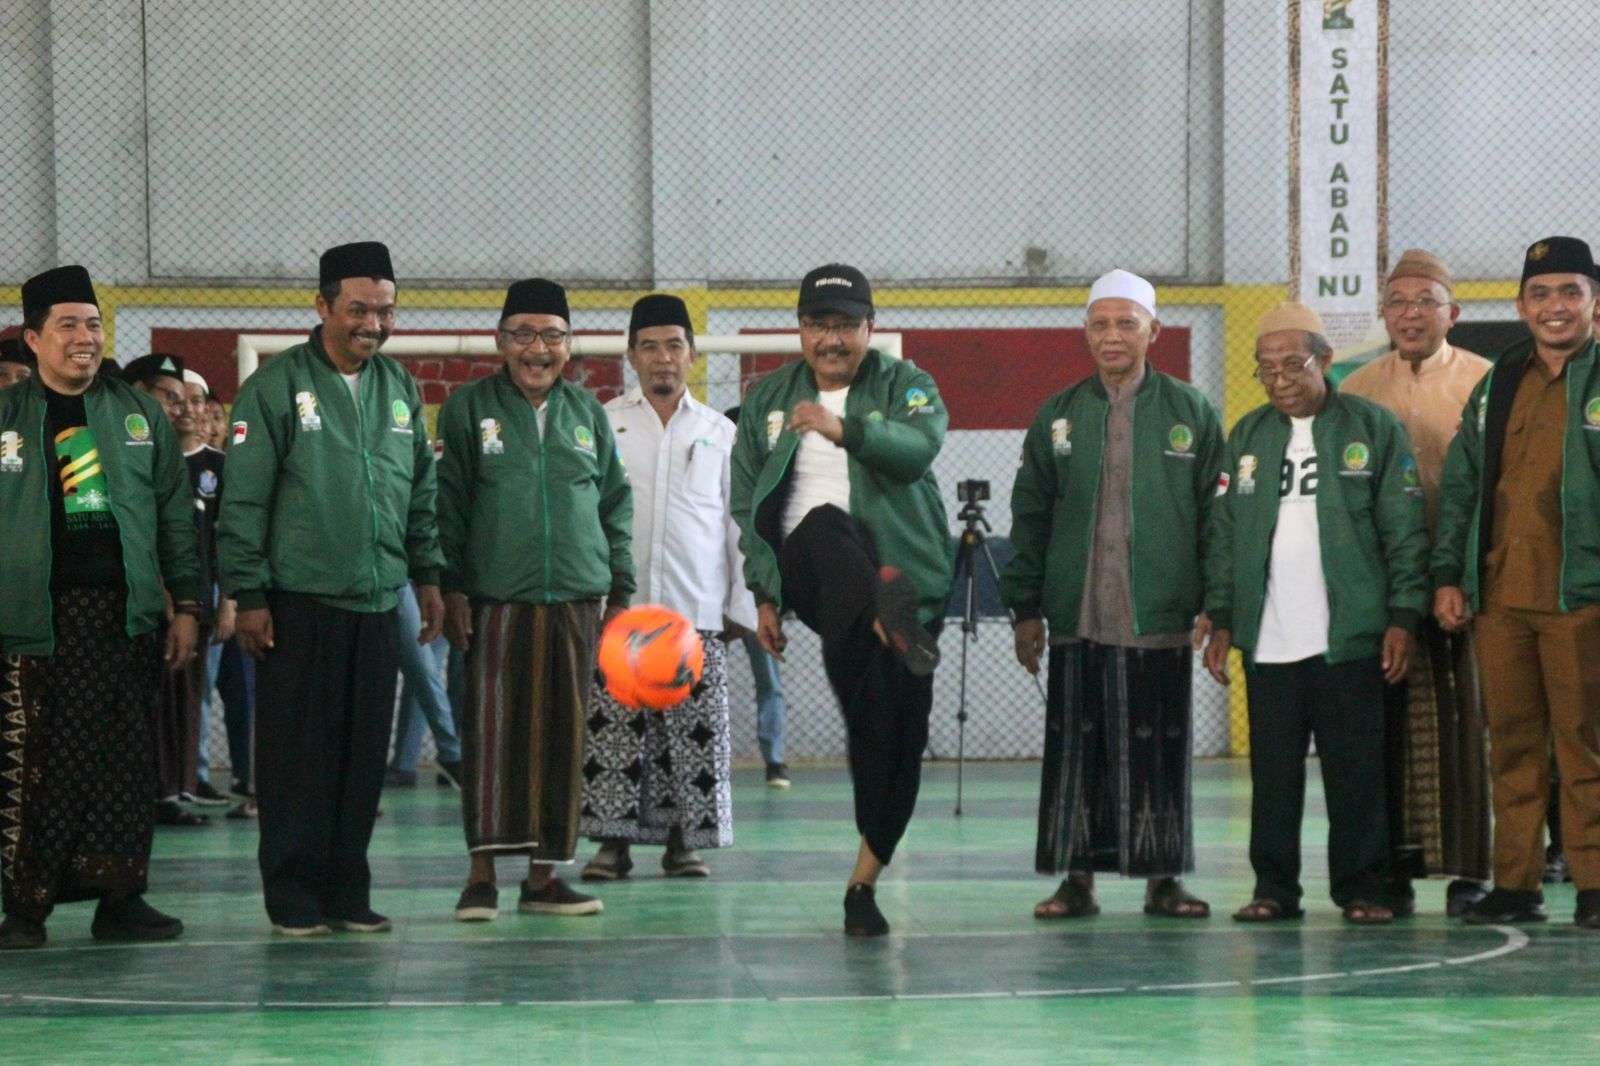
top-left (1341, 342), bottom-right (1490, 534)
top-left (1484, 357), bottom-right (1567, 612)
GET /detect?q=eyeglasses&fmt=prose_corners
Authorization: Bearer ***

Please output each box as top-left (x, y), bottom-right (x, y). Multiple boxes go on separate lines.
top-left (499, 327), bottom-right (570, 348)
top-left (798, 316), bottom-right (864, 337)
top-left (1254, 359), bottom-right (1314, 384)
top-left (1381, 296), bottom-right (1451, 314)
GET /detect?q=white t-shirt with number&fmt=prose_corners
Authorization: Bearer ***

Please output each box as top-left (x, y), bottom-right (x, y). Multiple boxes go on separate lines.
top-left (782, 386), bottom-right (852, 536)
top-left (1255, 416), bottom-right (1331, 663)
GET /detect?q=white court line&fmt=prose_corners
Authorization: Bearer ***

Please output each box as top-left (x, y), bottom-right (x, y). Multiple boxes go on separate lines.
top-left (2, 926), bottom-right (1532, 1011)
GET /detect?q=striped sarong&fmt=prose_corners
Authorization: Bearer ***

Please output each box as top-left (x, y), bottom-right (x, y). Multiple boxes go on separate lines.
top-left (460, 599), bottom-right (601, 860)
top-left (1036, 641), bottom-right (1194, 878)
top-left (1387, 619), bottom-right (1492, 881)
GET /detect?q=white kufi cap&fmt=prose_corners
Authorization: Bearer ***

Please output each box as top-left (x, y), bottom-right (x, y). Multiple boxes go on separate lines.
top-left (182, 367), bottom-right (209, 395)
top-left (1087, 269), bottom-right (1157, 318)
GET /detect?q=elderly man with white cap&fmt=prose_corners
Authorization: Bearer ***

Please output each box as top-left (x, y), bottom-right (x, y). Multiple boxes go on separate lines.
top-left (1001, 269), bottom-right (1224, 919)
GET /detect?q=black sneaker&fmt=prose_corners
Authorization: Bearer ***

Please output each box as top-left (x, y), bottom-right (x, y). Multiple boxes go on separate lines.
top-left (327, 909), bottom-right (392, 933)
top-left (155, 799), bottom-right (209, 827)
top-left (190, 780), bottom-right (233, 806)
top-left (454, 881), bottom-right (499, 922)
top-left (844, 883), bottom-right (889, 937)
top-left (0, 915), bottom-right (46, 950)
top-left (1461, 886), bottom-right (1547, 924)
top-left (436, 760), bottom-right (463, 791)
top-left (1445, 879), bottom-right (1489, 918)
top-left (518, 877), bottom-right (603, 916)
top-left (876, 566), bottom-right (939, 676)
top-left (91, 895), bottom-right (183, 942)
top-left (662, 848), bottom-right (710, 878)
top-left (580, 843), bottom-right (634, 882)
top-left (765, 763), bottom-right (792, 790)
top-left (1577, 889), bottom-right (1600, 930)
top-left (385, 768), bottom-right (418, 788)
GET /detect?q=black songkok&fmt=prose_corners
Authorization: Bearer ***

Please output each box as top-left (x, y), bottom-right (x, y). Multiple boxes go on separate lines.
top-left (628, 294), bottom-right (693, 345)
top-left (22, 265), bottom-right (98, 322)
top-left (319, 241), bottom-right (395, 287)
top-left (1520, 236), bottom-right (1595, 285)
top-left (500, 278), bottom-right (570, 324)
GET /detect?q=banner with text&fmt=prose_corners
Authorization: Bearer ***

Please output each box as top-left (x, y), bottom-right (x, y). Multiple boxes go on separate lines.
top-left (1295, 0), bottom-right (1384, 351)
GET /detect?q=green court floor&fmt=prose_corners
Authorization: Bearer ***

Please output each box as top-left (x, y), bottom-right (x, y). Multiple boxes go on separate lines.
top-left (2, 760), bottom-right (1596, 1064)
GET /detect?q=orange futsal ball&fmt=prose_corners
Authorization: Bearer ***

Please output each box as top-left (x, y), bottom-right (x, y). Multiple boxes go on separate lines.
top-left (597, 605), bottom-right (704, 711)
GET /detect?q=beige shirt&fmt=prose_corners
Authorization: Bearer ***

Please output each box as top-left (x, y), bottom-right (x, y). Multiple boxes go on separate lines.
top-left (1341, 342), bottom-right (1491, 533)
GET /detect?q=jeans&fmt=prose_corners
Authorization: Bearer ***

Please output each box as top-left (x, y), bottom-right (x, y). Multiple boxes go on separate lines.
top-left (743, 632), bottom-right (786, 766)
top-left (198, 634), bottom-right (256, 789)
top-left (390, 583), bottom-right (461, 771)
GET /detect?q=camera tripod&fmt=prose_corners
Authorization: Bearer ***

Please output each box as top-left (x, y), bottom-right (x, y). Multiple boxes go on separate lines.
top-left (948, 495), bottom-right (1048, 815)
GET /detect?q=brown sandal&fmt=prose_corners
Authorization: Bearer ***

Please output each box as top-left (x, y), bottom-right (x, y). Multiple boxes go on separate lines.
top-left (1034, 877), bottom-right (1100, 920)
top-left (1342, 900), bottom-right (1395, 925)
top-left (1143, 878), bottom-right (1211, 919)
top-left (1232, 898), bottom-right (1304, 922)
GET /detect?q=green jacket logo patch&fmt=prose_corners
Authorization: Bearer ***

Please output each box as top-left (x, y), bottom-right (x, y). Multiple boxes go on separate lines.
top-left (124, 413), bottom-right (151, 443)
top-left (1051, 417), bottom-right (1072, 456)
top-left (392, 400), bottom-right (412, 430)
top-left (1167, 423), bottom-right (1194, 454)
top-left (0, 430), bottom-right (23, 472)
top-left (574, 424), bottom-right (596, 454)
top-left (1585, 396), bottom-right (1600, 429)
top-left (1342, 442), bottom-right (1370, 472)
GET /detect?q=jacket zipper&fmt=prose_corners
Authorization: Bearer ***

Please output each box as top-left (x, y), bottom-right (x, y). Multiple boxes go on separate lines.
top-left (38, 404), bottom-right (55, 642)
top-left (539, 393), bottom-right (552, 604)
top-left (1560, 360), bottom-right (1573, 612)
top-left (356, 372), bottom-right (381, 600)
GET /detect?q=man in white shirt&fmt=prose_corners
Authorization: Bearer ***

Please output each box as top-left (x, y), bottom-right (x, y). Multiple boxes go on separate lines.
top-left (580, 295), bottom-right (756, 880)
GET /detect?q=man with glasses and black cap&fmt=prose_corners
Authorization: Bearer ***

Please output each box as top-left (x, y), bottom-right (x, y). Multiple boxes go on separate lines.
top-left (438, 278), bottom-right (632, 924)
top-left (0, 266), bottom-right (201, 949)
top-left (219, 241), bottom-right (445, 937)
top-left (1433, 236), bottom-right (1600, 930)
top-left (580, 294), bottom-right (755, 883)
top-left (731, 264), bottom-right (952, 937)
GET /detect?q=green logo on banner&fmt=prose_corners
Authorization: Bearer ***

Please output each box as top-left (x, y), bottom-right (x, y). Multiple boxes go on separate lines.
top-left (1322, 0), bottom-right (1354, 30)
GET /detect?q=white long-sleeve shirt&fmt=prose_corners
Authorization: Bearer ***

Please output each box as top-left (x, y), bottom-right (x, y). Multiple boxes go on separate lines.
top-left (604, 387), bottom-right (757, 632)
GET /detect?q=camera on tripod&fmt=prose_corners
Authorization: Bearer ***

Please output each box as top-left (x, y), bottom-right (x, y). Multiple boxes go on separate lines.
top-left (956, 479), bottom-right (990, 504)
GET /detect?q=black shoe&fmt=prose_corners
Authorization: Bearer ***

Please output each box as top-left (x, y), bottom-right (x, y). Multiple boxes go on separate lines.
top-left (662, 848), bottom-right (710, 878)
top-left (876, 566), bottom-right (939, 676)
top-left (1461, 886), bottom-right (1547, 924)
top-left (519, 877), bottom-right (602, 916)
top-left (91, 895), bottom-right (183, 942)
top-left (1576, 889), bottom-right (1600, 930)
top-left (1382, 879), bottom-right (1416, 919)
top-left (1445, 880), bottom-right (1489, 919)
top-left (327, 909), bottom-right (392, 933)
top-left (436, 760), bottom-right (463, 791)
top-left (1545, 846), bottom-right (1571, 884)
top-left (454, 881), bottom-right (499, 922)
top-left (580, 843), bottom-right (634, 882)
top-left (765, 762), bottom-right (792, 790)
top-left (0, 916), bottom-right (46, 950)
top-left (384, 768), bottom-right (418, 788)
top-left (155, 799), bottom-right (209, 826)
top-left (190, 780), bottom-right (233, 806)
top-left (844, 883), bottom-right (890, 937)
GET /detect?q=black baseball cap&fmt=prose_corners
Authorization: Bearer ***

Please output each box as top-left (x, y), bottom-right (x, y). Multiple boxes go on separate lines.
top-left (798, 263), bottom-right (873, 319)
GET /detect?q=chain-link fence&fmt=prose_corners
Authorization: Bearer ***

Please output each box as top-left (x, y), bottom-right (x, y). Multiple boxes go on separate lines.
top-left (4, 1), bottom-right (1598, 773)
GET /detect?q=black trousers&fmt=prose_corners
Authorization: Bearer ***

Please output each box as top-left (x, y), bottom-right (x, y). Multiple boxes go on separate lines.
top-left (1245, 655), bottom-right (1389, 909)
top-left (255, 593), bottom-right (399, 926)
top-left (780, 505), bottom-right (936, 866)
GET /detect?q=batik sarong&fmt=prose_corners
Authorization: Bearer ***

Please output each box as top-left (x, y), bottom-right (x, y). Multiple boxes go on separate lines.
top-left (1386, 619), bottom-right (1492, 881)
top-left (2, 587), bottom-right (161, 920)
top-left (1036, 640), bottom-right (1194, 877)
top-left (461, 599), bottom-right (601, 861)
top-left (580, 633), bottom-right (732, 850)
